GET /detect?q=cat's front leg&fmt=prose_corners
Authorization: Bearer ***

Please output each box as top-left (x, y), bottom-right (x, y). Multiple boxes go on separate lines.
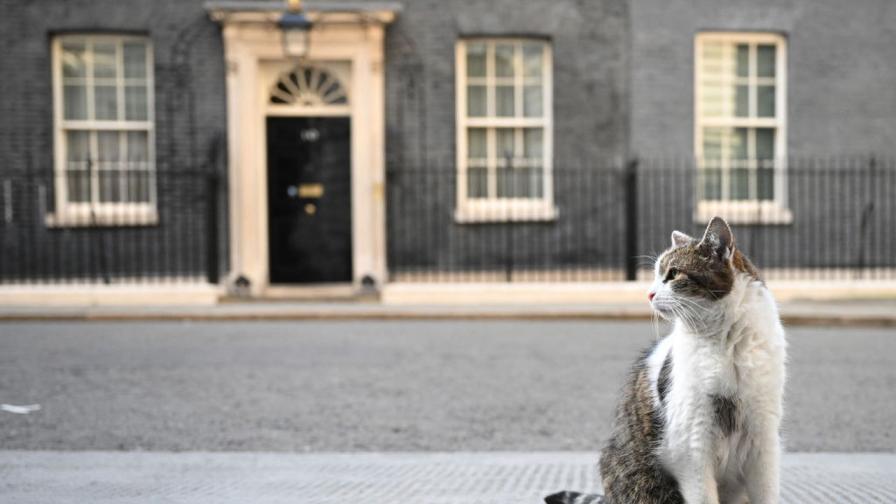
top-left (744, 428), bottom-right (781, 504)
top-left (676, 460), bottom-right (720, 504)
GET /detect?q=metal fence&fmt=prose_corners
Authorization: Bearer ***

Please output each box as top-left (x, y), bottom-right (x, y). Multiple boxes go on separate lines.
top-left (0, 170), bottom-right (222, 285)
top-left (386, 156), bottom-right (896, 282)
top-left (2, 157), bottom-right (894, 286)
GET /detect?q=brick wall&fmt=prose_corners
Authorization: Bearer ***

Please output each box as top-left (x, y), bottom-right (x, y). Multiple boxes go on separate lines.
top-left (0, 0), bottom-right (228, 281)
top-left (630, 0), bottom-right (896, 158)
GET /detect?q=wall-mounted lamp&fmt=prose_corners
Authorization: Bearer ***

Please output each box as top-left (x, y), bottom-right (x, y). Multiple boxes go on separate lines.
top-left (280, 0), bottom-right (312, 59)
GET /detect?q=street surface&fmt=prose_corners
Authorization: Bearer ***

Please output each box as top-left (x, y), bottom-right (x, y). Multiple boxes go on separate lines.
top-left (1, 320), bottom-right (893, 452)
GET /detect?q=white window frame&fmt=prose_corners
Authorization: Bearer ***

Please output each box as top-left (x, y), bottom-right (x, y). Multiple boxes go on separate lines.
top-left (49, 34), bottom-right (157, 227)
top-left (694, 32), bottom-right (792, 224)
top-left (455, 38), bottom-right (556, 223)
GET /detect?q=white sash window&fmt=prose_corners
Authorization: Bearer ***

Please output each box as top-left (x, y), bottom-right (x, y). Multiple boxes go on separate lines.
top-left (695, 32), bottom-right (791, 224)
top-left (455, 39), bottom-right (555, 222)
top-left (51, 35), bottom-right (156, 226)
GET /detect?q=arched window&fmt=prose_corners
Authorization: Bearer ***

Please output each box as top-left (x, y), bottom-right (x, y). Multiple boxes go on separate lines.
top-left (269, 66), bottom-right (348, 106)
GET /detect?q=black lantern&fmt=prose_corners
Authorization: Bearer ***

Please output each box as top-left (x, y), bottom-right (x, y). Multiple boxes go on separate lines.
top-left (280, 0), bottom-right (312, 59)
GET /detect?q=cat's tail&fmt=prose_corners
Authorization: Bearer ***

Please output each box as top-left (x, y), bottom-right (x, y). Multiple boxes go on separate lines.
top-left (543, 490), bottom-right (607, 504)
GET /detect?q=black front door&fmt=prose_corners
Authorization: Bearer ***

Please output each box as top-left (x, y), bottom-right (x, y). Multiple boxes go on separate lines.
top-left (267, 116), bottom-right (352, 284)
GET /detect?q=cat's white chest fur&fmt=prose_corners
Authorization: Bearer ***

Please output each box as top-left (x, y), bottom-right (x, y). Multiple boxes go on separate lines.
top-left (649, 275), bottom-right (787, 504)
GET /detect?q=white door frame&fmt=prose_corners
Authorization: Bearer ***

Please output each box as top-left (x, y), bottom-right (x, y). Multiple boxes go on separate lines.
top-left (208, 6), bottom-right (397, 296)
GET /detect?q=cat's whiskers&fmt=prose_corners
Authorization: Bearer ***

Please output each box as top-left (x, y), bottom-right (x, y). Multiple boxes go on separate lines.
top-left (636, 254), bottom-right (659, 269)
top-left (673, 296), bottom-right (711, 314)
top-left (651, 309), bottom-right (661, 341)
top-left (669, 300), bottom-right (702, 331)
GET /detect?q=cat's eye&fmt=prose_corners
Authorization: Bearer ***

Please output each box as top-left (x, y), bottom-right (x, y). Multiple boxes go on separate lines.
top-left (664, 268), bottom-right (679, 283)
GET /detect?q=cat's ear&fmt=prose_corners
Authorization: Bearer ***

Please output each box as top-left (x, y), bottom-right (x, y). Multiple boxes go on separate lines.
top-left (699, 216), bottom-right (734, 259)
top-left (670, 231), bottom-right (693, 248)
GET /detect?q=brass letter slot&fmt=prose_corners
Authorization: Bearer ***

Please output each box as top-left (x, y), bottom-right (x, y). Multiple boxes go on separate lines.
top-left (298, 183), bottom-right (324, 198)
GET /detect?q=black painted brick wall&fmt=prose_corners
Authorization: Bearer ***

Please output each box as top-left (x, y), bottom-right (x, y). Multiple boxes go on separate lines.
top-left (0, 0), bottom-right (228, 282)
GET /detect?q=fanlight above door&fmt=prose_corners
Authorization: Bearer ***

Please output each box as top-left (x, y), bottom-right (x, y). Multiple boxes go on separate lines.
top-left (269, 66), bottom-right (348, 107)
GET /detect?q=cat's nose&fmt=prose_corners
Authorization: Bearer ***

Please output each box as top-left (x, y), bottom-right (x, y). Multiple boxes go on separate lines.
top-left (648, 291), bottom-right (656, 302)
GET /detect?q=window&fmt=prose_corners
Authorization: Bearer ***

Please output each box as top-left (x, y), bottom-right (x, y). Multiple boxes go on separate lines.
top-left (455, 39), bottom-right (555, 222)
top-left (695, 32), bottom-right (791, 224)
top-left (51, 35), bottom-right (156, 226)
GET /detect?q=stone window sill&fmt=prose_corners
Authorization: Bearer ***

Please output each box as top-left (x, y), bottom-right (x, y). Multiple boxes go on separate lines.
top-left (695, 200), bottom-right (793, 225)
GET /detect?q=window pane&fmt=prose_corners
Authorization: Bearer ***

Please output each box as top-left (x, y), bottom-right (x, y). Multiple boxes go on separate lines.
top-left (62, 42), bottom-right (87, 78)
top-left (494, 44), bottom-right (514, 77)
top-left (125, 85), bottom-right (148, 120)
top-left (523, 128), bottom-right (542, 159)
top-left (126, 171), bottom-right (152, 202)
top-left (67, 171), bottom-right (91, 202)
top-left (496, 167), bottom-right (512, 197)
top-left (97, 131), bottom-right (121, 203)
top-left (735, 84), bottom-right (749, 117)
top-left (496, 128), bottom-right (515, 162)
top-left (757, 45), bottom-right (775, 78)
top-left (730, 168), bottom-right (750, 200)
top-left (95, 85), bottom-right (118, 120)
top-left (513, 168), bottom-right (531, 198)
top-left (467, 128), bottom-right (487, 159)
top-left (701, 41), bottom-right (732, 83)
top-left (758, 168), bottom-right (774, 200)
top-left (96, 131), bottom-right (122, 202)
top-left (98, 170), bottom-right (123, 202)
top-left (496, 85), bottom-right (514, 117)
top-left (700, 80), bottom-right (725, 117)
top-left (702, 127), bottom-right (723, 160)
top-left (467, 85), bottom-right (486, 117)
top-left (66, 131), bottom-right (90, 162)
top-left (732, 128), bottom-right (748, 160)
top-left (756, 128), bottom-right (775, 160)
top-left (523, 85), bottom-right (542, 117)
top-left (93, 43), bottom-right (117, 79)
top-left (700, 168), bottom-right (721, 200)
top-left (497, 167), bottom-right (540, 198)
top-left (124, 42), bottom-right (147, 79)
top-left (467, 167), bottom-right (487, 198)
top-left (97, 131), bottom-right (120, 163)
top-left (757, 85), bottom-right (775, 117)
top-left (66, 130), bottom-right (91, 202)
top-left (523, 43), bottom-right (542, 78)
top-left (528, 167), bottom-right (544, 198)
top-left (63, 85), bottom-right (88, 119)
top-left (127, 131), bottom-right (149, 162)
top-left (736, 44), bottom-right (749, 78)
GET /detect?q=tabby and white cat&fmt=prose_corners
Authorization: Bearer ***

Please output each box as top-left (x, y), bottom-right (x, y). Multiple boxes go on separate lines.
top-left (547, 217), bottom-right (787, 504)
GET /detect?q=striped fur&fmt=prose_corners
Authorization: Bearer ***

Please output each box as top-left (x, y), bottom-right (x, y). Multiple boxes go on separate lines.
top-left (544, 490), bottom-right (606, 504)
top-left (546, 217), bottom-right (786, 504)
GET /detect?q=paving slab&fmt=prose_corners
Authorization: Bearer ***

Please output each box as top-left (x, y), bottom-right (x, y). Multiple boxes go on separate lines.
top-left (0, 451), bottom-right (894, 503)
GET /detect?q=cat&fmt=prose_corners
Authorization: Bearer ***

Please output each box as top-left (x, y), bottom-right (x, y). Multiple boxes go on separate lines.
top-left (546, 217), bottom-right (787, 504)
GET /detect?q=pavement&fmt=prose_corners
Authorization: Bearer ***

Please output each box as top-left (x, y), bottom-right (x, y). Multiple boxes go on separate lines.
top-left (2, 299), bottom-right (896, 326)
top-left (1, 451), bottom-right (895, 503)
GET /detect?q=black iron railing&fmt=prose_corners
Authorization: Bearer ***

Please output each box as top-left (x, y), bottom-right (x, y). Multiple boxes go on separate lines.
top-left (2, 157), bottom-right (893, 286)
top-left (386, 156), bottom-right (896, 282)
top-left (0, 169), bottom-right (223, 285)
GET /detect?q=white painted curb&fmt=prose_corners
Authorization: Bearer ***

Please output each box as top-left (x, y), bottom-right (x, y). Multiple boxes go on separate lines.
top-left (382, 281), bottom-right (896, 305)
top-left (0, 284), bottom-right (221, 306)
